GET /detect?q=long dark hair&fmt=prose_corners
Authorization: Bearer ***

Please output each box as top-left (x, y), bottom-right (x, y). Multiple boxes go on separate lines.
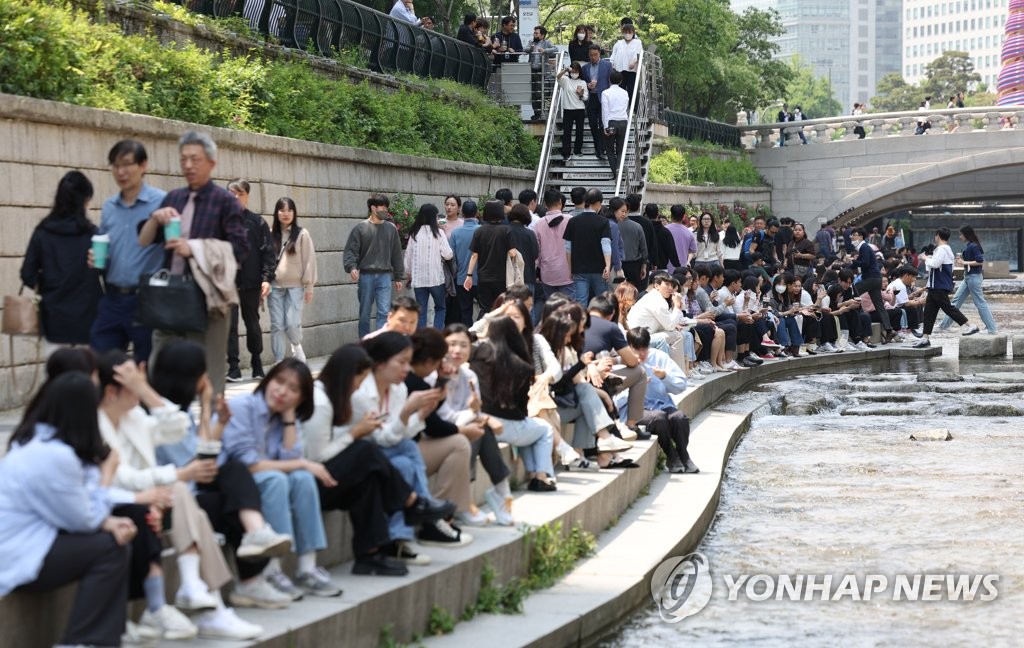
top-left (256, 358), bottom-right (315, 422)
top-left (409, 203), bottom-right (441, 241)
top-left (15, 348), bottom-right (99, 446)
top-left (43, 171), bottom-right (94, 234)
top-left (697, 212), bottom-right (720, 244)
top-left (97, 350), bottom-right (130, 395)
top-left (9, 372), bottom-right (107, 465)
top-left (318, 345), bottom-right (373, 426)
top-left (504, 299), bottom-right (534, 356)
top-left (483, 316), bottom-right (533, 407)
top-left (150, 341), bottom-right (207, 410)
top-left (538, 312), bottom-right (575, 361)
top-left (272, 197), bottom-right (301, 255)
top-left (960, 224), bottom-right (982, 250)
top-left (723, 224), bottom-right (741, 248)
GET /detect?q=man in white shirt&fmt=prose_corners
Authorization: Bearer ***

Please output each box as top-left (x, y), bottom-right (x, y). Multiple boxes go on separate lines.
top-left (610, 21), bottom-right (642, 100)
top-left (889, 265), bottom-right (925, 336)
top-left (601, 70), bottom-right (630, 175)
top-left (625, 273), bottom-right (690, 370)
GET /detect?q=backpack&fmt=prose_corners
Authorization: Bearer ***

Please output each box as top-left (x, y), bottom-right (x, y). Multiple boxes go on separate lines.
top-left (740, 231), bottom-right (763, 267)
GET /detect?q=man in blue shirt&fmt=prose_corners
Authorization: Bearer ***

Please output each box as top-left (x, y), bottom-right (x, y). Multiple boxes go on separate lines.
top-left (90, 140), bottom-right (166, 362)
top-left (582, 45), bottom-right (613, 161)
top-left (449, 200), bottom-right (480, 325)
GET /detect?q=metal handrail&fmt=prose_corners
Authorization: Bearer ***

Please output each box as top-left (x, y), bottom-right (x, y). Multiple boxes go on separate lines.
top-left (665, 110), bottom-right (742, 148)
top-left (179, 0), bottom-right (491, 87)
top-left (614, 51), bottom-right (652, 198)
top-left (533, 50), bottom-right (566, 197)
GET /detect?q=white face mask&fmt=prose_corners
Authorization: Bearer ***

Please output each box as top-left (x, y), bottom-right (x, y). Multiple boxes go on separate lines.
top-left (623, 33), bottom-right (633, 40)
top-left (569, 73), bottom-right (579, 79)
top-left (775, 285), bottom-right (786, 294)
top-left (577, 32), bottom-right (586, 41)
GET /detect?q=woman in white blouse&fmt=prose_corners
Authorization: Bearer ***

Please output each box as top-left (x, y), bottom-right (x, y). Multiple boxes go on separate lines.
top-left (693, 211), bottom-right (724, 268)
top-left (404, 204), bottom-right (454, 329)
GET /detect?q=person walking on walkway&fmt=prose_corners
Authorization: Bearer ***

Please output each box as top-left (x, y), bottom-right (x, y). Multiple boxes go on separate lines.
top-left (938, 224), bottom-right (998, 334)
top-left (404, 203), bottom-right (453, 329)
top-left (913, 227), bottom-right (980, 348)
top-left (269, 198), bottom-right (316, 363)
top-left (345, 194), bottom-right (405, 338)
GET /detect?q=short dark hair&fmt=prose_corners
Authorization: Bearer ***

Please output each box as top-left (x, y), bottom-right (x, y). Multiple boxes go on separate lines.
top-left (898, 265), bottom-right (918, 277)
top-left (669, 205), bottom-right (686, 222)
top-left (495, 188), bottom-right (514, 205)
top-left (462, 200), bottom-right (478, 218)
top-left (482, 200), bottom-right (505, 223)
top-left (256, 358), bottom-right (315, 422)
top-left (626, 327), bottom-right (651, 349)
top-left (708, 264), bottom-right (724, 280)
top-left (504, 283), bottom-right (533, 302)
top-left (650, 272), bottom-right (674, 286)
top-left (625, 194), bottom-right (641, 211)
top-left (588, 295), bottom-right (615, 317)
top-left (610, 70), bottom-right (622, 85)
top-left (509, 203), bottom-right (533, 226)
top-left (107, 139), bottom-right (148, 165)
top-left (392, 295), bottom-right (420, 313)
top-left (935, 227), bottom-right (951, 241)
top-left (584, 188), bottom-right (603, 208)
top-left (501, 15), bottom-right (515, 26)
top-left (838, 268), bottom-right (855, 282)
top-left (853, 227), bottom-right (868, 238)
top-left (464, 13), bottom-right (476, 24)
top-left (544, 188), bottom-right (565, 209)
top-left (723, 269), bottom-right (742, 286)
top-left (588, 44), bottom-right (602, 53)
top-left (518, 189), bottom-right (537, 205)
top-left (535, 25), bottom-right (547, 36)
top-left (570, 186), bottom-right (587, 205)
top-left (367, 193), bottom-right (390, 211)
top-left (411, 328), bottom-right (449, 364)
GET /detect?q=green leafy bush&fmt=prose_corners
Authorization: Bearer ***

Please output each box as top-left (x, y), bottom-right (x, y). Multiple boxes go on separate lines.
top-left (648, 148), bottom-right (689, 184)
top-left (649, 149), bottom-right (765, 187)
top-left (0, 0), bottom-right (539, 168)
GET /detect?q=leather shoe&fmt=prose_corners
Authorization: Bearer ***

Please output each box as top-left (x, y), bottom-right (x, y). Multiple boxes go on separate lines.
top-left (404, 498), bottom-right (456, 526)
top-left (352, 552), bottom-right (409, 576)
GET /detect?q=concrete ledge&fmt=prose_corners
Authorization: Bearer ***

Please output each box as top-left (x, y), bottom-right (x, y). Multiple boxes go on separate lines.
top-left (422, 344), bottom-right (942, 648)
top-left (959, 333), bottom-right (1008, 358)
top-left (1012, 335), bottom-right (1024, 358)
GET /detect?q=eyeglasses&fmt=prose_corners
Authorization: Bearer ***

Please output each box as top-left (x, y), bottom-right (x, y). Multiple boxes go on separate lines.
top-left (110, 161), bottom-right (139, 170)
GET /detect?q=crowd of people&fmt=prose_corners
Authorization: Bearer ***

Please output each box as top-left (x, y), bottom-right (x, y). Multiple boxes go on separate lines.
top-left (1, 127), bottom-right (996, 646)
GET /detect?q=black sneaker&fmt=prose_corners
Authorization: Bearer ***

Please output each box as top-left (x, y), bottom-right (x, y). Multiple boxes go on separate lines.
top-left (385, 541), bottom-right (431, 566)
top-left (417, 520), bottom-right (473, 548)
top-left (352, 552), bottom-right (409, 576)
top-left (528, 477), bottom-right (557, 492)
top-left (226, 368), bottom-right (243, 382)
top-left (740, 356), bottom-right (760, 368)
top-left (404, 498), bottom-right (457, 527)
top-left (745, 353), bottom-right (764, 365)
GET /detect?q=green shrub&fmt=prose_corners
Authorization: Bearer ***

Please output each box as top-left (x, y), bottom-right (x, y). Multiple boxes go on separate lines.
top-left (0, 0), bottom-right (539, 169)
top-left (648, 149), bottom-right (689, 184)
top-left (649, 148), bottom-right (765, 187)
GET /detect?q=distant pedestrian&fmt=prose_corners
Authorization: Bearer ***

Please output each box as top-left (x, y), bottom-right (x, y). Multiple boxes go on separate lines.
top-left (344, 194), bottom-right (405, 337)
top-left (912, 227), bottom-right (980, 348)
top-left (938, 224), bottom-right (998, 334)
top-left (269, 197), bottom-right (316, 363)
top-left (404, 203), bottom-right (453, 329)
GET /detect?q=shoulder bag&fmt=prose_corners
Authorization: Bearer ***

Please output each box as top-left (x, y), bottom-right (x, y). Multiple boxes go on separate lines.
top-left (136, 267), bottom-right (208, 333)
top-left (2, 285), bottom-right (41, 403)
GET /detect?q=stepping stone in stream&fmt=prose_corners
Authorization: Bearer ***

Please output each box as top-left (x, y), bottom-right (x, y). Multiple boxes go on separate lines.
top-left (909, 428), bottom-right (953, 441)
top-left (959, 334), bottom-right (1007, 358)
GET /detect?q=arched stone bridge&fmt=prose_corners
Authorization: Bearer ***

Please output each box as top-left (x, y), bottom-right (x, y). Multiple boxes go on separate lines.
top-left (738, 107), bottom-right (1024, 228)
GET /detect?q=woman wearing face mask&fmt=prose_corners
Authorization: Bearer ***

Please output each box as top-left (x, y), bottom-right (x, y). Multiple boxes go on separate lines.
top-left (568, 23), bottom-right (591, 62)
top-left (556, 62), bottom-right (589, 164)
top-left (611, 21), bottom-right (642, 99)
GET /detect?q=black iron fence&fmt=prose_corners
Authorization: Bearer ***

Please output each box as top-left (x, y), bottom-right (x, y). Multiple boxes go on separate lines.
top-left (178, 0), bottom-right (491, 87)
top-left (665, 110), bottom-right (741, 148)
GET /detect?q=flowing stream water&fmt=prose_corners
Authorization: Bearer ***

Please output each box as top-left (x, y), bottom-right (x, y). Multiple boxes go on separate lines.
top-left (603, 292), bottom-right (1024, 647)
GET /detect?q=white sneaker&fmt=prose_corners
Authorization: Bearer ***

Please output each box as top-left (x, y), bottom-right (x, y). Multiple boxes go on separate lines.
top-left (484, 487), bottom-right (514, 526)
top-left (196, 607), bottom-right (263, 640)
top-left (687, 371), bottom-right (705, 381)
top-left (852, 341), bottom-right (870, 351)
top-left (723, 360), bottom-right (745, 370)
top-left (813, 344), bottom-right (829, 354)
top-left (455, 509), bottom-right (493, 527)
top-left (597, 435), bottom-right (632, 453)
top-left (174, 583), bottom-right (218, 611)
top-left (139, 605), bottom-right (198, 641)
top-left (556, 442), bottom-right (582, 465)
top-left (566, 456), bottom-right (600, 472)
top-left (961, 324), bottom-right (980, 336)
top-left (291, 344), bottom-right (307, 362)
top-left (698, 361), bottom-right (714, 373)
top-left (229, 577), bottom-right (292, 609)
top-left (615, 422), bottom-right (637, 441)
top-left (123, 620), bottom-right (160, 645)
top-left (237, 525), bottom-right (291, 561)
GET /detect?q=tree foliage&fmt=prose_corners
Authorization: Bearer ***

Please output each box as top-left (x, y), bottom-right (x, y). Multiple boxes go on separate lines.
top-left (783, 58), bottom-right (842, 119)
top-left (922, 50), bottom-right (982, 100)
top-left (871, 52), bottom-right (986, 113)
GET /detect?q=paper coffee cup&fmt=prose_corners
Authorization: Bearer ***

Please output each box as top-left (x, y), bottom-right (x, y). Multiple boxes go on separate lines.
top-left (196, 439), bottom-right (222, 460)
top-left (91, 234), bottom-right (110, 269)
top-left (164, 217), bottom-right (182, 240)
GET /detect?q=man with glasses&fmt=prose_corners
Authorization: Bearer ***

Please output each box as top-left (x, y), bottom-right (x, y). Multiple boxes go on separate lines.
top-left (89, 139), bottom-right (166, 362)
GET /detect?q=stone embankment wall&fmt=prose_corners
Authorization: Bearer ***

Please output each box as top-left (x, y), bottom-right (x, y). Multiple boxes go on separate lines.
top-left (644, 183), bottom-right (772, 210)
top-left (0, 93), bottom-right (531, 408)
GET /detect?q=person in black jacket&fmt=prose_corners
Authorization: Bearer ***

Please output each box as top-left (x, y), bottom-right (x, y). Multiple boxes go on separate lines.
top-left (849, 227), bottom-right (894, 342)
top-left (21, 171), bottom-right (102, 348)
top-left (644, 203), bottom-right (680, 272)
top-left (456, 14), bottom-right (477, 46)
top-left (226, 179), bottom-right (276, 381)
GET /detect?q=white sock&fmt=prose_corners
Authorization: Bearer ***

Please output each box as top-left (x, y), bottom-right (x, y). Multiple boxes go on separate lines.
top-left (176, 553), bottom-right (205, 592)
top-left (494, 479), bottom-right (511, 499)
top-left (297, 552), bottom-right (317, 575)
top-left (213, 590), bottom-right (226, 610)
top-left (263, 558), bottom-right (282, 576)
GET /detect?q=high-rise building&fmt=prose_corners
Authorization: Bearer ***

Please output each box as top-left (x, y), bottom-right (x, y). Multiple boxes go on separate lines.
top-left (729, 1), bottom-right (903, 113)
top-left (902, 0), bottom-right (1008, 91)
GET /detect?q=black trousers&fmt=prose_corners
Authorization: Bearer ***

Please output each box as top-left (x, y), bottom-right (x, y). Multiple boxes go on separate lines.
top-left (801, 314), bottom-right (821, 344)
top-left (531, 68), bottom-right (544, 114)
top-left (923, 288), bottom-right (966, 335)
top-left (857, 278), bottom-right (892, 331)
top-left (621, 259), bottom-right (645, 287)
top-left (319, 440), bottom-right (411, 558)
top-left (692, 323), bottom-right (714, 361)
top-left (639, 408), bottom-right (690, 464)
top-left (196, 459), bottom-right (268, 580)
top-left (585, 96), bottom-right (606, 156)
top-left (714, 313), bottom-right (738, 351)
top-left (111, 503), bottom-right (163, 601)
top-left (561, 108), bottom-right (586, 158)
top-left (456, 285), bottom-right (477, 326)
top-left (228, 287), bottom-right (263, 372)
top-left (620, 70), bottom-right (637, 102)
top-left (18, 532), bottom-right (130, 647)
top-left (472, 426), bottom-right (511, 485)
top-left (820, 314), bottom-right (839, 344)
top-left (838, 310), bottom-right (871, 342)
top-left (606, 119), bottom-right (628, 174)
top-left (476, 282), bottom-right (505, 316)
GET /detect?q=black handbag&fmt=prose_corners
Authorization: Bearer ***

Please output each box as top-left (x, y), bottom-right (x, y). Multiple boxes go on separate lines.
top-left (550, 387), bottom-right (579, 409)
top-left (136, 269), bottom-right (208, 333)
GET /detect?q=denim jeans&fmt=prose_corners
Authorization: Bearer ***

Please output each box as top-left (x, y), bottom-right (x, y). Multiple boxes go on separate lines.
top-left (268, 286), bottom-right (305, 361)
top-left (491, 416), bottom-right (555, 477)
top-left (557, 382), bottom-right (614, 450)
top-left (379, 438), bottom-right (433, 542)
top-left (939, 273), bottom-right (997, 333)
top-left (414, 284), bottom-right (447, 329)
top-left (89, 292), bottom-right (152, 363)
top-left (357, 272), bottom-right (393, 338)
top-left (572, 273), bottom-right (607, 306)
top-left (252, 470), bottom-right (327, 556)
top-left (777, 316), bottom-right (803, 347)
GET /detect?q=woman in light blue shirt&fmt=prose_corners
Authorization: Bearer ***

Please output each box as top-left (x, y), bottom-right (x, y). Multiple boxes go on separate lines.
top-left (222, 359), bottom-right (341, 600)
top-left (0, 372), bottom-right (135, 647)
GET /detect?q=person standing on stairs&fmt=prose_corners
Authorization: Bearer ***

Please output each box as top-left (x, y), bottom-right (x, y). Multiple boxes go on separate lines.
top-left (556, 62), bottom-right (588, 164)
top-left (582, 45), bottom-right (613, 162)
top-left (601, 70), bottom-right (630, 175)
top-left (611, 20), bottom-right (642, 101)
